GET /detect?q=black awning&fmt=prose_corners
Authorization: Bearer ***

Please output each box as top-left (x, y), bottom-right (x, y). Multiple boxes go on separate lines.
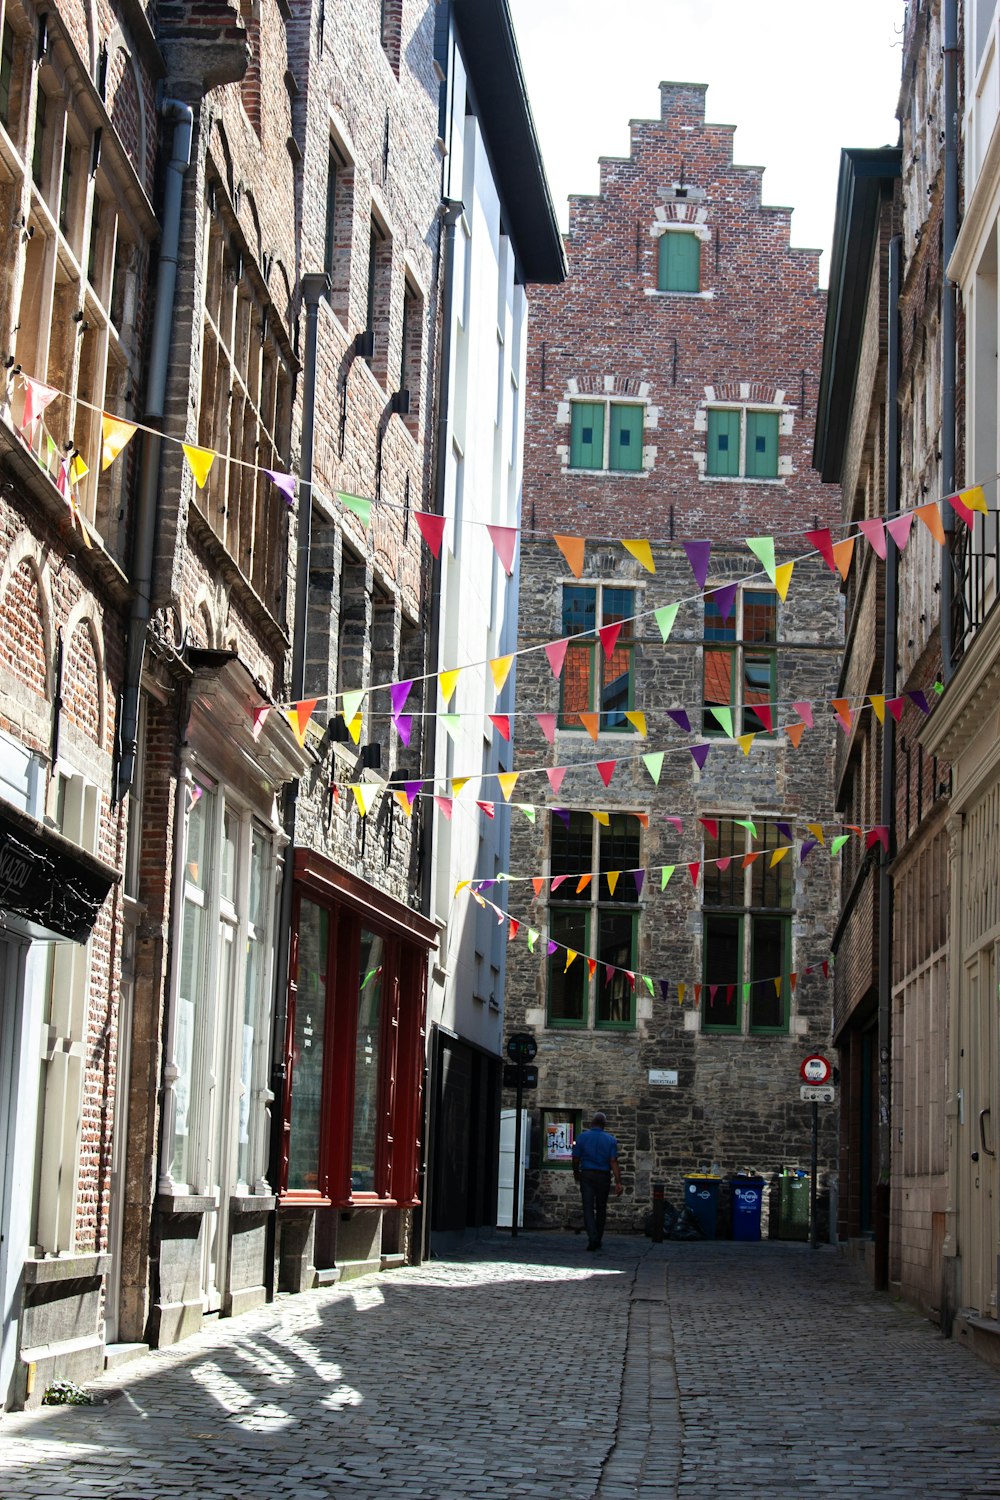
top-left (0, 800), bottom-right (119, 943)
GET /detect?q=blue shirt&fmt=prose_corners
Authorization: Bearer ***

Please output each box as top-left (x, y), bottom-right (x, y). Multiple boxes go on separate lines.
top-left (572, 1127), bottom-right (619, 1173)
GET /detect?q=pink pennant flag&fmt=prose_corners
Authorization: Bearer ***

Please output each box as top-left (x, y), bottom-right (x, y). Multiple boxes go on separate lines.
top-left (537, 713), bottom-right (557, 744)
top-left (20, 375), bottom-right (59, 440)
top-left (683, 539), bottom-right (712, 590)
top-left (792, 700), bottom-right (814, 728)
top-left (886, 513), bottom-right (914, 552)
top-left (598, 621), bottom-right (622, 657)
top-left (717, 856), bottom-right (731, 872)
top-left (546, 766), bottom-right (567, 795)
top-left (804, 527), bottom-right (836, 572)
top-left (415, 511), bottom-right (447, 557)
top-left (434, 795), bottom-right (453, 820)
top-left (605, 964), bottom-right (615, 984)
top-left (858, 519), bottom-right (887, 559)
top-left (545, 638), bottom-right (569, 678)
top-left (391, 680), bottom-right (413, 717)
top-left (665, 815), bottom-right (683, 833)
top-left (489, 714), bottom-right (511, 741)
top-left (487, 524), bottom-right (517, 575)
top-left (596, 760), bottom-right (616, 787)
top-left (251, 705), bottom-right (271, 741)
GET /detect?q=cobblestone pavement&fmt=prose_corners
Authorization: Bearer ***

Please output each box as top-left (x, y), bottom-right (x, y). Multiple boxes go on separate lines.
top-left (2, 1235), bottom-right (1000, 1498)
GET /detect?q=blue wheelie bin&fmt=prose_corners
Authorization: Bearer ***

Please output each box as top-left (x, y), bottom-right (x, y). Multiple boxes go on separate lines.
top-left (683, 1174), bottom-right (721, 1238)
top-left (730, 1176), bottom-right (766, 1241)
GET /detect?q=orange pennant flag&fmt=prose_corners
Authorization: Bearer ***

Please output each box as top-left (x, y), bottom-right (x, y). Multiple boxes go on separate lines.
top-left (393, 789), bottom-right (413, 817)
top-left (576, 874), bottom-right (592, 894)
top-left (285, 698), bottom-right (318, 745)
top-left (831, 536), bottom-right (855, 580)
top-left (554, 534), bottom-right (585, 577)
top-left (915, 502), bottom-right (945, 544)
top-left (532, 877), bottom-right (545, 898)
top-left (742, 851), bottom-right (761, 869)
top-left (579, 712), bottom-right (600, 740)
top-left (101, 414), bottom-right (137, 470)
top-left (786, 721), bottom-right (806, 748)
top-left (490, 654), bottom-right (514, 693)
top-left (831, 698), bottom-right (854, 731)
top-left (621, 538), bottom-right (655, 574)
top-left (182, 443), bottom-right (216, 489)
top-left (587, 957), bottom-right (597, 980)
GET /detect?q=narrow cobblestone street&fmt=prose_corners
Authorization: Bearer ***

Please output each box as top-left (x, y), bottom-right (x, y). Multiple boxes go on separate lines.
top-left (3, 1235), bottom-right (1000, 1500)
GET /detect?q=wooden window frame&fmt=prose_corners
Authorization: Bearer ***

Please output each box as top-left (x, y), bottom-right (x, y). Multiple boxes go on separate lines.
top-left (559, 581), bottom-right (636, 732)
top-left (568, 397), bottom-right (646, 472)
top-left (705, 404), bottom-right (781, 479)
top-left (702, 588), bottom-right (778, 737)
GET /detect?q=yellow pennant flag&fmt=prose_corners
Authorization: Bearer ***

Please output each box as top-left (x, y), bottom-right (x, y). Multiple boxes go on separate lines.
top-left (452, 776), bottom-right (469, 796)
top-left (497, 772), bottom-right (519, 802)
top-left (592, 810), bottom-right (610, 826)
top-left (606, 870), bottom-right (620, 896)
top-left (564, 949), bottom-right (578, 972)
top-left (624, 710), bottom-right (647, 737)
top-left (677, 982), bottom-right (686, 1007)
top-left (737, 733), bottom-right (755, 756)
top-left (490, 654), bottom-right (514, 693)
top-left (351, 783), bottom-right (379, 816)
top-left (439, 668), bottom-right (460, 704)
top-left (622, 538), bottom-right (655, 574)
top-left (806, 822), bottom-right (826, 847)
top-left (70, 454), bottom-right (89, 485)
top-left (769, 845), bottom-right (790, 868)
top-left (869, 695), bottom-right (886, 724)
top-left (393, 790), bottom-right (413, 817)
top-left (774, 976), bottom-right (783, 998)
top-left (454, 880), bottom-right (471, 896)
top-left (182, 443), bottom-right (216, 489)
top-left (346, 712), bottom-right (363, 745)
top-left (101, 415), bottom-right (137, 470)
top-left (962, 485), bottom-right (989, 515)
top-left (774, 561), bottom-right (794, 602)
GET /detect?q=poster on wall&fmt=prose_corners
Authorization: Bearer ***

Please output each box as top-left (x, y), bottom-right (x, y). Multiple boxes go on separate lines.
top-left (546, 1121), bottom-right (574, 1161)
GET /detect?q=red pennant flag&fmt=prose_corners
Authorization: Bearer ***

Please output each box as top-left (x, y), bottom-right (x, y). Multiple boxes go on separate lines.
top-left (546, 766), bottom-right (567, 795)
top-left (488, 714), bottom-right (511, 741)
top-left (588, 957), bottom-right (597, 980)
top-left (946, 492), bottom-right (975, 529)
top-left (487, 524), bottom-right (517, 574)
top-left (822, 960), bottom-right (830, 979)
top-left (598, 622), bottom-right (622, 658)
top-left (537, 713), bottom-right (556, 744)
top-left (805, 527), bottom-right (836, 572)
top-left (415, 511), bottom-right (447, 557)
top-left (694, 983), bottom-right (702, 1006)
top-left (886, 697), bottom-right (905, 722)
top-left (605, 964), bottom-right (615, 984)
top-left (508, 918), bottom-right (520, 943)
top-left (476, 800), bottom-right (496, 819)
top-left (597, 760), bottom-right (616, 787)
top-left (698, 818), bottom-right (718, 839)
top-left (545, 638), bottom-right (569, 678)
top-left (687, 861), bottom-right (701, 888)
top-left (754, 704), bottom-right (773, 734)
top-left (866, 826), bottom-right (890, 852)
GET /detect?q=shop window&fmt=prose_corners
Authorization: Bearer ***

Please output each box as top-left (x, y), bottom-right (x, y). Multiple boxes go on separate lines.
top-left (703, 589), bottom-right (777, 736)
top-left (352, 930), bottom-right (384, 1191)
top-left (287, 897), bottom-right (327, 1193)
top-left (197, 198), bottom-right (293, 618)
top-left (706, 406), bottom-right (780, 479)
top-left (540, 1109), bottom-right (582, 1169)
top-left (569, 399), bottom-right (644, 472)
top-left (701, 819), bottom-right (792, 1033)
top-left (658, 230), bottom-right (700, 292)
top-left (560, 583), bottom-right (635, 730)
top-left (546, 811), bottom-right (641, 1029)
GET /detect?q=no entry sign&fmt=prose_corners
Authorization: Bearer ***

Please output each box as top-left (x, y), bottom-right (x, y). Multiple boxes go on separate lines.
top-left (801, 1054), bottom-right (832, 1085)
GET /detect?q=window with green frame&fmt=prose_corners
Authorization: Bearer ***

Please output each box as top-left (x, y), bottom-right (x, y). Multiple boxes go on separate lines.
top-left (539, 1109), bottom-right (583, 1168)
top-left (569, 400), bottom-right (644, 471)
top-left (658, 230), bottom-right (700, 292)
top-left (546, 811), bottom-right (642, 1028)
top-left (703, 589), bottom-right (777, 736)
top-left (560, 583), bottom-right (635, 730)
top-left (706, 406), bottom-right (780, 478)
top-left (701, 819), bottom-right (792, 1032)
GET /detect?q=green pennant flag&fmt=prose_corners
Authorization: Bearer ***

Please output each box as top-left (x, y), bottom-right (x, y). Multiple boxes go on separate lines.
top-left (734, 818), bottom-right (757, 837)
top-left (831, 834), bottom-right (849, 856)
top-left (661, 865), bottom-right (675, 890)
top-left (527, 928), bottom-right (539, 953)
top-left (642, 751), bottom-right (665, 785)
top-left (341, 689), bottom-right (365, 726)
top-left (338, 491), bottom-right (372, 525)
top-left (441, 713), bottom-right (461, 741)
top-left (746, 536), bottom-right (777, 582)
top-left (643, 975), bottom-right (655, 996)
top-left (517, 804), bottom-right (537, 823)
top-left (655, 603), bottom-right (679, 642)
top-left (709, 706), bottom-right (734, 737)
top-left (743, 983), bottom-right (752, 1006)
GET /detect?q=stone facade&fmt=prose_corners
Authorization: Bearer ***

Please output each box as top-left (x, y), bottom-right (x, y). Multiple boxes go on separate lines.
top-left (506, 82), bottom-right (842, 1234)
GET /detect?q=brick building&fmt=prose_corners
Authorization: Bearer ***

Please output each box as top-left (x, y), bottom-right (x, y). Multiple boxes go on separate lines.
top-left (504, 82), bottom-right (842, 1233)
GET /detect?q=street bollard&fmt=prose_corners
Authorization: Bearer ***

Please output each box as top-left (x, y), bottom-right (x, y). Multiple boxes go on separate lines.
top-left (651, 1182), bottom-right (665, 1243)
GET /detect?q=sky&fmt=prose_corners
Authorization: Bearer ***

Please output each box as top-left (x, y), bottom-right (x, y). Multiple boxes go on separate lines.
top-left (507, 0), bottom-right (906, 286)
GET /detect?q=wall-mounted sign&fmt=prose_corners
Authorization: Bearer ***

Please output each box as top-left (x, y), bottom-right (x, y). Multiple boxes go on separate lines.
top-left (648, 1069), bottom-right (679, 1086)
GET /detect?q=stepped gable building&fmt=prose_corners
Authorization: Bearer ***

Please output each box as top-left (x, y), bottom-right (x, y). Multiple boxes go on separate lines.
top-left (505, 81), bottom-right (842, 1232)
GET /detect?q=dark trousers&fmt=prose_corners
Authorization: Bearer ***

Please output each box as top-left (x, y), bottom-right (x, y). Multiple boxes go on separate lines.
top-left (579, 1170), bottom-right (611, 1247)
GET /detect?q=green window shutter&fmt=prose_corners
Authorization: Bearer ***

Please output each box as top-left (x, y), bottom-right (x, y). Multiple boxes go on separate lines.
top-left (745, 410), bottom-right (780, 478)
top-left (609, 404), bottom-right (643, 472)
top-left (706, 408), bottom-right (740, 477)
top-left (570, 402), bottom-right (605, 469)
top-left (658, 231), bottom-right (700, 292)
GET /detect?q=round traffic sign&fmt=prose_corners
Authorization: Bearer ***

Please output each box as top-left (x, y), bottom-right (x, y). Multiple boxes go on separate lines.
top-left (801, 1053), bottom-right (831, 1085)
top-left (507, 1031), bottom-right (537, 1062)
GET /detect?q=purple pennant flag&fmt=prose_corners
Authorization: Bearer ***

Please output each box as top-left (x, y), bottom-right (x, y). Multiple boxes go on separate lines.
top-left (633, 869), bottom-right (645, 897)
top-left (667, 708), bottom-right (692, 733)
top-left (778, 821), bottom-right (793, 840)
top-left (552, 807), bottom-right (571, 827)
top-left (405, 779), bottom-right (423, 803)
top-left (392, 714), bottom-right (412, 747)
top-left (683, 540), bottom-right (712, 590)
top-left (690, 743), bottom-right (711, 770)
top-left (265, 469), bottom-right (296, 505)
top-left (391, 680), bottom-right (413, 717)
top-left (547, 940), bottom-right (558, 956)
top-left (659, 980), bottom-right (670, 1001)
top-left (907, 690), bottom-right (931, 715)
top-left (800, 838), bottom-right (818, 862)
top-left (479, 879), bottom-right (497, 890)
top-left (709, 581), bottom-right (738, 621)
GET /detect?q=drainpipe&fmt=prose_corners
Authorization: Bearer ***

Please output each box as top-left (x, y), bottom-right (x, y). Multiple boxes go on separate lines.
top-left (115, 100), bottom-right (194, 803)
top-left (265, 272), bottom-right (328, 1292)
top-left (941, 0), bottom-right (959, 681)
top-left (876, 232), bottom-right (902, 1291)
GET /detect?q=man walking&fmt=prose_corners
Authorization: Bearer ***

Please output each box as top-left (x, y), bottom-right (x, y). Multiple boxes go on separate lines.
top-left (572, 1111), bottom-right (623, 1251)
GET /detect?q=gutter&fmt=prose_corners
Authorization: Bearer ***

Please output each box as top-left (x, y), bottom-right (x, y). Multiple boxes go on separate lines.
top-left (115, 99), bottom-right (194, 803)
top-left (941, 0), bottom-right (959, 680)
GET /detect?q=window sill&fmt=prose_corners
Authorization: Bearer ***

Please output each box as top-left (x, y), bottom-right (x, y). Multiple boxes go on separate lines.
top-left (23, 1253), bottom-right (111, 1285)
top-left (156, 1193), bottom-right (217, 1215)
top-left (563, 467), bottom-right (649, 479)
top-left (230, 1193), bottom-right (278, 1215)
top-left (699, 474), bottom-right (785, 486)
top-left (645, 288), bottom-right (714, 300)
